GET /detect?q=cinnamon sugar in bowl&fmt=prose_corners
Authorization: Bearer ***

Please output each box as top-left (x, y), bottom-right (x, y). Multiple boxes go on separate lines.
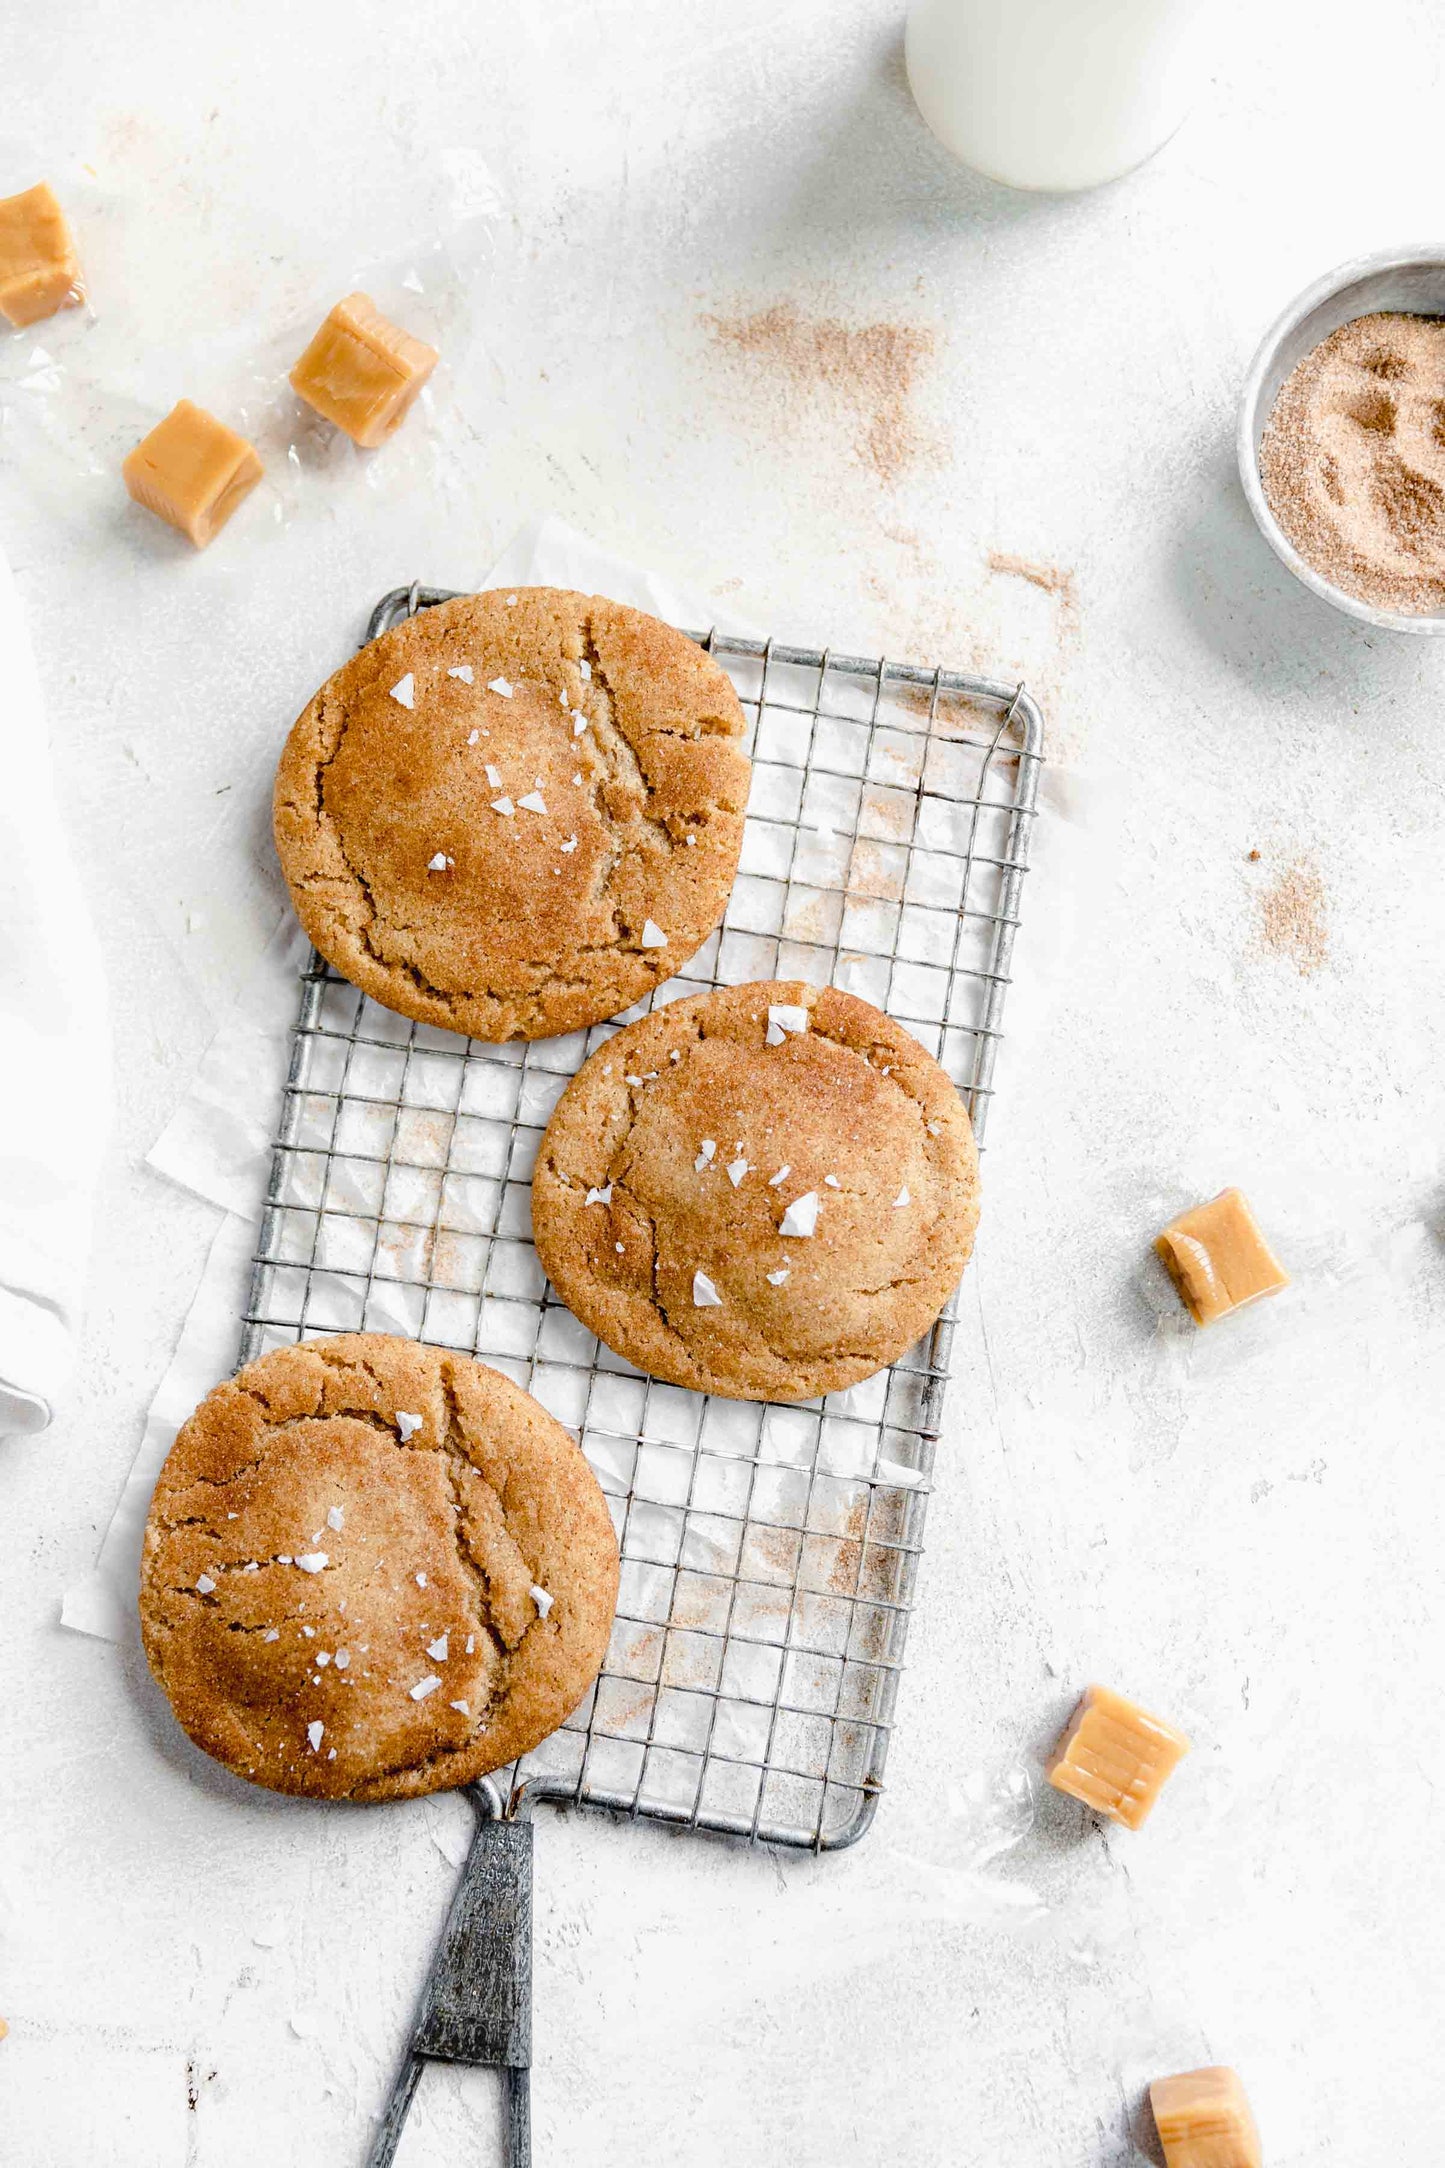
top-left (1239, 248), bottom-right (1445, 634)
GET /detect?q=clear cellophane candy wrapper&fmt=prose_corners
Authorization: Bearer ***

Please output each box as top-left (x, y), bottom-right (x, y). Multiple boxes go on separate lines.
top-left (0, 138), bottom-right (510, 546)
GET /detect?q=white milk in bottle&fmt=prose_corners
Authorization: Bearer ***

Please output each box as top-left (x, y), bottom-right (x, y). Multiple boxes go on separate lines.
top-left (905, 0), bottom-right (1214, 193)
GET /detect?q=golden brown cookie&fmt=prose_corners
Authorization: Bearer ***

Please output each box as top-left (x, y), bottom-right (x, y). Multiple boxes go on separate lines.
top-left (273, 589), bottom-right (749, 1040)
top-left (138, 1334), bottom-right (619, 1802)
top-left (530, 982), bottom-right (980, 1402)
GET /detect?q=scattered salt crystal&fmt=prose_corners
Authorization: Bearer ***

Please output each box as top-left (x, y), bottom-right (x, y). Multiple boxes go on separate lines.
top-left (517, 790), bottom-right (548, 815)
top-left (585, 1185), bottom-right (612, 1205)
top-left (263, 1628), bottom-right (280, 1643)
top-left (693, 1270), bottom-right (723, 1308)
top-left (427, 1634), bottom-right (449, 1661)
top-left (560, 834), bottom-right (579, 854)
top-left (450, 1700), bottom-right (470, 1715)
top-left (195, 1574), bottom-right (216, 1594)
top-left (306, 1721), bottom-right (324, 1752)
top-left (893, 1185), bottom-right (910, 1208)
top-left (531, 1585), bottom-right (555, 1618)
top-left (767, 1268), bottom-right (791, 1286)
top-left (415, 1572), bottom-right (428, 1589)
top-left (506, 594), bottom-right (517, 606)
top-left (685, 835), bottom-right (696, 845)
top-left (926, 1121), bottom-right (942, 1136)
top-left (824, 1174), bottom-right (841, 1190)
top-left (302, 1625), bottom-right (315, 1638)
top-left (573, 715), bottom-right (587, 736)
top-left (768, 1165), bottom-right (791, 1187)
top-left (410, 1676), bottom-right (442, 1701)
top-left (466, 1634), bottom-right (475, 1654)
top-left (485, 763), bottom-right (503, 788)
top-left (389, 674), bottom-right (415, 709)
top-left (334, 1649), bottom-right (350, 1669)
top-left (767, 1004), bottom-right (809, 1039)
top-left (327, 1506), bottom-right (344, 1532)
top-left (448, 664), bottom-right (474, 683)
top-left (779, 1191), bottom-right (820, 1238)
top-left (277, 1555), bottom-right (292, 1565)
top-left (488, 677), bottom-right (513, 698)
top-left (727, 1158), bottom-right (749, 1187)
top-left (640, 920), bottom-right (667, 949)
top-left (695, 1140), bottom-right (716, 1172)
top-left (875, 1457), bottom-right (926, 1489)
top-left (316, 1652), bottom-right (331, 1667)
top-left (626, 1074), bottom-right (643, 1087)
top-left (490, 795), bottom-right (516, 817)
top-left (579, 658), bottom-right (592, 680)
top-left (327, 1748), bottom-right (336, 1761)
top-left (427, 852), bottom-right (453, 873)
top-left (295, 1552), bottom-right (328, 1573)
top-left (397, 1411), bottom-right (423, 1440)
top-left (243, 1561), bottom-right (259, 1573)
top-left (615, 1242), bottom-right (624, 1254)
top-left (467, 729), bottom-right (480, 745)
top-left (669, 1050), bottom-right (681, 1063)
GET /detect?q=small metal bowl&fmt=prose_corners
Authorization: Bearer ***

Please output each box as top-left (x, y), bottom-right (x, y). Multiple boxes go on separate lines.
top-left (1238, 246), bottom-right (1445, 634)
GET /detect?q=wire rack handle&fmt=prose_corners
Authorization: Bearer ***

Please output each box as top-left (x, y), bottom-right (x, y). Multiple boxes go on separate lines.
top-left (369, 1779), bottom-right (534, 2168)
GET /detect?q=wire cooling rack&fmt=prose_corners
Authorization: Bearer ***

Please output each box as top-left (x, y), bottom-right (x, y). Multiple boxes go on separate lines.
top-left (241, 584), bottom-right (1043, 1852)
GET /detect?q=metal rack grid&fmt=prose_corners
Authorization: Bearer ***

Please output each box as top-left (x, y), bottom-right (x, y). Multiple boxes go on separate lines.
top-left (241, 585), bottom-right (1043, 1852)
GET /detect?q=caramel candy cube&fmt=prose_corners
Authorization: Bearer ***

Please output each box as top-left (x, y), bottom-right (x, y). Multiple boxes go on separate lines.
top-left (289, 292), bottom-right (438, 447)
top-left (1155, 1187), bottom-right (1288, 1327)
top-left (0, 182), bottom-right (83, 328)
top-left (123, 401), bottom-right (263, 549)
top-left (1151, 2066), bottom-right (1261, 2168)
top-left (1046, 1683), bottom-right (1189, 1829)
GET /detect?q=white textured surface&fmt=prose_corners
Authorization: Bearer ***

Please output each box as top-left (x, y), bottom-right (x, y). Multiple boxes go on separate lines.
top-left (4, 2), bottom-right (1445, 2163)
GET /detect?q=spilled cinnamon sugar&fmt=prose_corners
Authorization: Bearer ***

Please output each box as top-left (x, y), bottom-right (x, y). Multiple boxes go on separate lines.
top-left (1256, 853), bottom-right (1329, 976)
top-left (702, 301), bottom-right (935, 483)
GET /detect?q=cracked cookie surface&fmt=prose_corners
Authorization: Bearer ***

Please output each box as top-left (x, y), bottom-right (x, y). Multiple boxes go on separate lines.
top-left (273, 588), bottom-right (749, 1040)
top-left (531, 981), bottom-right (980, 1402)
top-left (138, 1334), bottom-right (619, 1802)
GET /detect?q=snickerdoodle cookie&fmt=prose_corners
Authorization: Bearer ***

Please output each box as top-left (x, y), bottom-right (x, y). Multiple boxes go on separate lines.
top-left (530, 982), bottom-right (980, 1402)
top-left (139, 1334), bottom-right (619, 1802)
top-left (273, 589), bottom-right (749, 1040)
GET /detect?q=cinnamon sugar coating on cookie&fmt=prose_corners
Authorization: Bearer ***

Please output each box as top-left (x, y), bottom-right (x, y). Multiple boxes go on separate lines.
top-left (273, 588), bottom-right (749, 1040)
top-left (138, 1335), bottom-right (618, 1802)
top-left (531, 981), bottom-right (980, 1402)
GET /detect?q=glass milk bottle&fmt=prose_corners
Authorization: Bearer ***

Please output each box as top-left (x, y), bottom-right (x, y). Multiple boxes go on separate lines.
top-left (905, 0), bottom-right (1215, 193)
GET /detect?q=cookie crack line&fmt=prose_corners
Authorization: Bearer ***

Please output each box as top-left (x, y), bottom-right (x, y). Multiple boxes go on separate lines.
top-left (437, 1364), bottom-right (514, 1699)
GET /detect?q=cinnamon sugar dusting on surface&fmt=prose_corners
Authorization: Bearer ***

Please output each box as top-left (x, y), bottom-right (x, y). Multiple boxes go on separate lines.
top-left (1257, 853), bottom-right (1329, 976)
top-left (702, 301), bottom-right (937, 483)
top-left (987, 551), bottom-right (1076, 602)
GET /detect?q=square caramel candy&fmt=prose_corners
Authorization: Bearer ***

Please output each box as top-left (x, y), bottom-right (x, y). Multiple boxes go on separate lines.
top-left (1046, 1683), bottom-right (1189, 1830)
top-left (0, 182), bottom-right (83, 328)
top-left (1155, 1187), bottom-right (1288, 1328)
top-left (289, 292), bottom-right (438, 447)
top-left (1151, 2066), bottom-right (1261, 2168)
top-left (123, 401), bottom-right (263, 549)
